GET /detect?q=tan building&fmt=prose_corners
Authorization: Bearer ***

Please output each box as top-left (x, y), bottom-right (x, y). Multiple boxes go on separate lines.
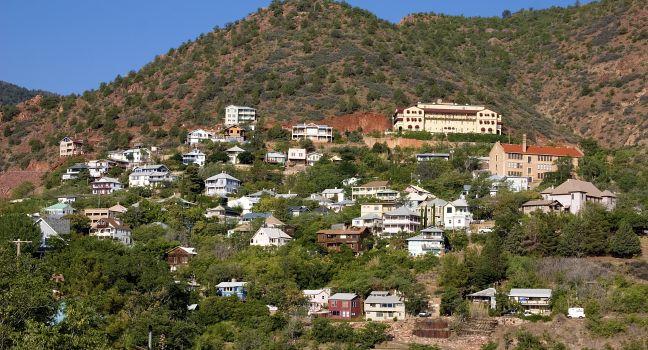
top-left (393, 100), bottom-right (502, 135)
top-left (291, 123), bottom-right (334, 143)
top-left (352, 180), bottom-right (390, 200)
top-left (489, 135), bottom-right (583, 183)
top-left (83, 208), bottom-right (119, 225)
top-left (59, 137), bottom-right (84, 157)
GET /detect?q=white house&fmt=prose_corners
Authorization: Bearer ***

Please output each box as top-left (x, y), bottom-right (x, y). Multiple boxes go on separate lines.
top-left (250, 226), bottom-right (292, 247)
top-left (489, 175), bottom-right (529, 196)
top-left (406, 227), bottom-right (444, 257)
top-left (291, 123), bottom-right (333, 143)
top-left (182, 149), bottom-right (206, 167)
top-left (383, 206), bottom-right (421, 235)
top-left (352, 213), bottom-right (383, 234)
top-left (91, 177), bottom-right (123, 195)
top-left (227, 196), bottom-right (260, 215)
top-left (364, 291), bottom-right (406, 321)
top-left (288, 148), bottom-right (307, 165)
top-left (352, 180), bottom-right (389, 200)
top-left (322, 188), bottom-right (345, 202)
top-left (540, 179), bottom-right (616, 214)
top-left (187, 129), bottom-right (215, 145)
top-left (443, 198), bottom-right (473, 230)
top-left (61, 163), bottom-right (88, 181)
top-left (43, 203), bottom-right (74, 217)
top-left (90, 218), bottom-right (132, 246)
top-left (86, 159), bottom-right (115, 179)
top-left (416, 153), bottom-right (450, 162)
top-left (265, 151), bottom-right (287, 165)
top-left (307, 152), bottom-right (323, 166)
top-left (225, 105), bottom-right (256, 127)
top-left (303, 288), bottom-right (331, 315)
top-left (109, 148), bottom-right (150, 166)
top-left (509, 288), bottom-right (552, 315)
top-left (205, 172), bottom-right (241, 197)
top-left (128, 165), bottom-right (174, 188)
top-left (225, 146), bottom-right (246, 164)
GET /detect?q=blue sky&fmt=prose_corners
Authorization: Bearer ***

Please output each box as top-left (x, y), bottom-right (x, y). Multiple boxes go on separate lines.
top-left (0, 0), bottom-right (588, 95)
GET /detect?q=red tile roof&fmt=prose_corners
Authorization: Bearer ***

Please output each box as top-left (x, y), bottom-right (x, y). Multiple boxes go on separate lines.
top-left (500, 143), bottom-right (583, 158)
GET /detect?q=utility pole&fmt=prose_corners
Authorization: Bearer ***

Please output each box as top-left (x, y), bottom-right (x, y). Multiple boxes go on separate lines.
top-left (10, 239), bottom-right (32, 257)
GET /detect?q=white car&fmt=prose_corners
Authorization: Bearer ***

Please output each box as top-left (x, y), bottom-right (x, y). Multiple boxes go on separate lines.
top-left (567, 307), bottom-right (585, 319)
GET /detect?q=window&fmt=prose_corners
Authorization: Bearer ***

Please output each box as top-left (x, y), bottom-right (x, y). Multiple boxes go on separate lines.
top-left (446, 207), bottom-right (452, 213)
top-left (527, 156), bottom-right (532, 163)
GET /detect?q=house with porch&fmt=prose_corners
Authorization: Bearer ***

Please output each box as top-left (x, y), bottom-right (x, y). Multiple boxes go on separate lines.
top-left (91, 177), bottom-right (123, 195)
top-left (166, 246), bottom-right (197, 271)
top-left (90, 218), bottom-right (132, 245)
top-left (303, 288), bottom-right (331, 315)
top-left (508, 288), bottom-right (552, 315)
top-left (383, 206), bottom-right (421, 235)
top-left (205, 172), bottom-right (241, 196)
top-left (182, 149), bottom-right (206, 167)
top-left (216, 279), bottom-right (247, 300)
top-left (406, 227), bottom-right (444, 256)
top-left (250, 226), bottom-right (292, 247)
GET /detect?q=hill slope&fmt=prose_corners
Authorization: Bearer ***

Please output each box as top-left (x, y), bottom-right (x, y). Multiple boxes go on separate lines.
top-left (0, 0), bottom-right (645, 171)
top-left (0, 81), bottom-right (53, 105)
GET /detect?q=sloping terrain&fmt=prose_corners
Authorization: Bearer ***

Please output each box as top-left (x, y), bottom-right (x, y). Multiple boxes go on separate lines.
top-left (0, 0), bottom-right (645, 174)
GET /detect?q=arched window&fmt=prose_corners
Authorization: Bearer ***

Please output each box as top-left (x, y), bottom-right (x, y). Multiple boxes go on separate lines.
top-left (488, 128), bottom-right (492, 132)
top-left (415, 125), bottom-right (420, 130)
top-left (481, 128), bottom-right (485, 132)
top-left (408, 125), bottom-right (412, 129)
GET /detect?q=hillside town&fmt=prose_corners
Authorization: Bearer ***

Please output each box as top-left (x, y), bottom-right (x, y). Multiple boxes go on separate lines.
top-left (0, 1), bottom-right (646, 349)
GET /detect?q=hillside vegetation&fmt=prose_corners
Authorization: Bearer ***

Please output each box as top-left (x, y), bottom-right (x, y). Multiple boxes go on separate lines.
top-left (0, 0), bottom-right (646, 172)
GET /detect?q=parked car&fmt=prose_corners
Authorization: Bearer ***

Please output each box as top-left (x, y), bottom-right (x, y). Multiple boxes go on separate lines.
top-left (417, 311), bottom-right (431, 317)
top-left (567, 307), bottom-right (585, 319)
top-left (523, 310), bottom-right (533, 317)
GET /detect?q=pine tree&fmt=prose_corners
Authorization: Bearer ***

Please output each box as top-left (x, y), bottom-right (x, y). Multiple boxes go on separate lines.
top-left (608, 221), bottom-right (641, 258)
top-left (180, 164), bottom-right (204, 201)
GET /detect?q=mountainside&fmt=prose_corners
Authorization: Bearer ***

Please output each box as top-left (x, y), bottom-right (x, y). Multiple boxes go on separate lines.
top-left (0, 81), bottom-right (53, 105)
top-left (0, 0), bottom-right (645, 171)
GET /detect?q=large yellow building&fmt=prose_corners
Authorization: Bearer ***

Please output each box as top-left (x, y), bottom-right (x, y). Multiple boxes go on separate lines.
top-left (489, 135), bottom-right (584, 183)
top-left (392, 100), bottom-right (502, 135)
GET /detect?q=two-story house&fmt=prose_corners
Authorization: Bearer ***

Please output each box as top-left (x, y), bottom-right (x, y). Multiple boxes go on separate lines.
top-left (536, 179), bottom-right (616, 214)
top-left (303, 288), bottom-right (331, 315)
top-left (443, 198), bottom-right (473, 230)
top-left (329, 293), bottom-right (362, 319)
top-left (187, 129), bottom-right (216, 145)
top-left (166, 246), bottom-right (197, 272)
top-left (316, 227), bottom-right (370, 253)
top-left (83, 207), bottom-right (119, 226)
top-left (407, 227), bottom-right (445, 256)
top-left (250, 226), bottom-right (292, 247)
top-left (383, 206), bottom-right (421, 235)
top-left (291, 123), bottom-right (333, 143)
top-left (109, 148), bottom-right (151, 167)
top-left (182, 149), bottom-right (206, 167)
top-left (91, 177), bottom-right (123, 195)
top-left (90, 218), bottom-right (132, 245)
top-left (364, 291), bottom-right (406, 321)
top-left (352, 213), bottom-right (383, 234)
top-left (59, 137), bottom-right (84, 157)
top-left (322, 188), bottom-right (345, 202)
top-left (216, 279), bottom-right (247, 300)
top-left (287, 148), bottom-right (307, 165)
top-left (86, 159), bottom-right (116, 179)
top-left (509, 288), bottom-right (552, 315)
top-left (417, 198), bottom-right (448, 227)
top-left (360, 202), bottom-right (399, 218)
top-left (225, 146), bottom-right (246, 164)
top-left (204, 172), bottom-right (241, 197)
top-left (128, 165), bottom-right (173, 187)
top-left (265, 151), bottom-right (287, 165)
top-left (61, 163), bottom-right (88, 181)
top-left (352, 180), bottom-right (390, 200)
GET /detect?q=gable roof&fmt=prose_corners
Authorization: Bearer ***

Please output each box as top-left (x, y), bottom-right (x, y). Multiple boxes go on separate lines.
top-left (255, 227), bottom-right (291, 239)
top-left (449, 198), bottom-right (468, 207)
top-left (546, 179), bottom-right (606, 197)
top-left (264, 215), bottom-right (285, 227)
top-left (44, 203), bottom-right (73, 211)
top-left (206, 172), bottom-right (240, 182)
top-left (168, 246), bottom-right (197, 255)
top-left (322, 188), bottom-right (344, 194)
top-left (226, 146), bottom-right (246, 153)
top-left (108, 204), bottom-right (128, 213)
top-left (385, 206), bottom-right (419, 217)
top-left (37, 216), bottom-right (71, 235)
top-left (216, 281), bottom-right (247, 288)
top-left (96, 218), bottom-right (130, 230)
top-left (468, 288), bottom-right (497, 298)
top-left (499, 143), bottom-right (583, 158)
top-left (330, 293), bottom-right (358, 301)
top-left (93, 177), bottom-right (121, 184)
top-left (522, 199), bottom-right (563, 207)
top-left (509, 288), bottom-right (552, 298)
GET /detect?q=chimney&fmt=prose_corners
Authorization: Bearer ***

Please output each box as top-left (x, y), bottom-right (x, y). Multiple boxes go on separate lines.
top-left (436, 98), bottom-right (442, 104)
top-left (522, 134), bottom-right (527, 152)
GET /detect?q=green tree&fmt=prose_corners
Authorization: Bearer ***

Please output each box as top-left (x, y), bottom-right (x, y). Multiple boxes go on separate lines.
top-left (238, 151), bottom-right (255, 165)
top-left (608, 221), bottom-right (641, 258)
top-left (540, 157), bottom-right (573, 188)
top-left (180, 164), bottom-right (205, 201)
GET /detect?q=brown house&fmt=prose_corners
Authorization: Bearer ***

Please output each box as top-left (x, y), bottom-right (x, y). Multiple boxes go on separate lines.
top-left (166, 246), bottom-right (197, 271)
top-left (224, 125), bottom-right (246, 140)
top-left (316, 227), bottom-right (370, 253)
